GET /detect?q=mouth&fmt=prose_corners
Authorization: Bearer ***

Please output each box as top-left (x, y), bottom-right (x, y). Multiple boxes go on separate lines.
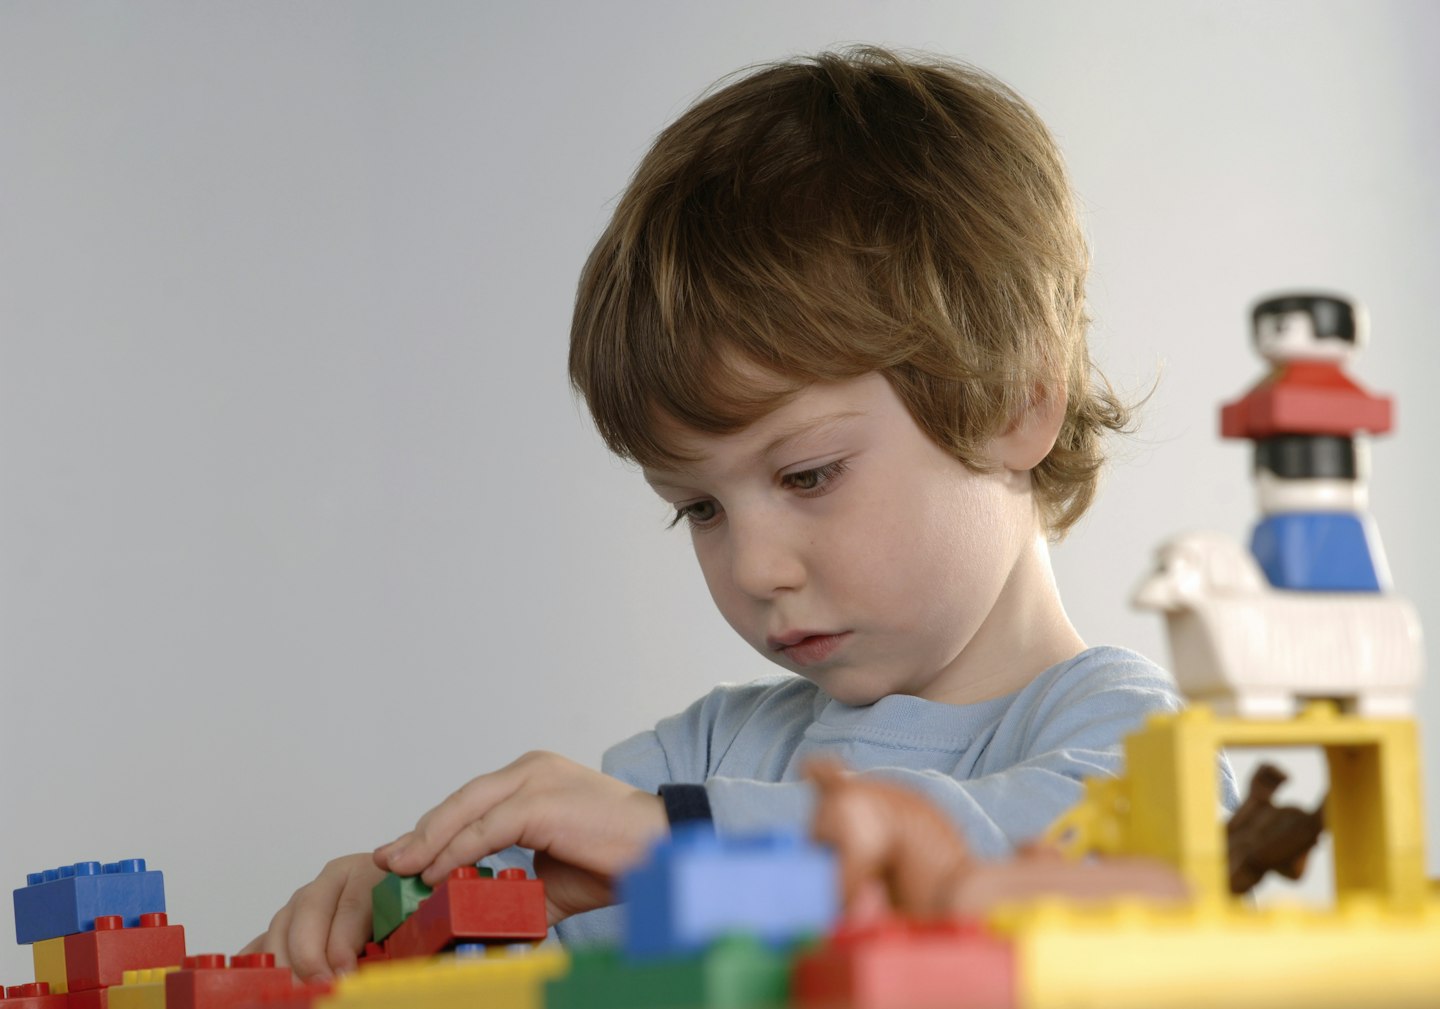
top-left (768, 631), bottom-right (851, 668)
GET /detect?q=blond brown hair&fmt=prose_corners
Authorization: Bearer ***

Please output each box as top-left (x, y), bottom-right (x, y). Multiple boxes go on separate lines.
top-left (569, 46), bottom-right (1131, 536)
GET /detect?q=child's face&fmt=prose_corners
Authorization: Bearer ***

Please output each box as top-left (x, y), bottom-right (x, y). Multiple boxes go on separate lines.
top-left (643, 372), bottom-right (1046, 706)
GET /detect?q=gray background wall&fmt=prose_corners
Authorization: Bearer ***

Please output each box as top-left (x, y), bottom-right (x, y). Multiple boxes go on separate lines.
top-left (2, 0), bottom-right (1437, 980)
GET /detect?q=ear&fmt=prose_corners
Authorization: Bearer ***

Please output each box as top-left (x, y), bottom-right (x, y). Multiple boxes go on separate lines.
top-left (989, 383), bottom-right (1067, 473)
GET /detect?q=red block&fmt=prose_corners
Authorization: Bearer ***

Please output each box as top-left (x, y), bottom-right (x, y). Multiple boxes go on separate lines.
top-left (355, 942), bottom-right (389, 966)
top-left (64, 991), bottom-right (104, 1009)
top-left (1220, 361), bottom-right (1392, 439)
top-left (0, 983), bottom-right (69, 1008)
top-left (382, 867), bottom-right (546, 959)
top-left (63, 914), bottom-right (186, 991)
top-left (231, 980), bottom-right (332, 1009)
top-left (164, 954), bottom-right (294, 1009)
top-left (794, 917), bottom-right (1015, 1009)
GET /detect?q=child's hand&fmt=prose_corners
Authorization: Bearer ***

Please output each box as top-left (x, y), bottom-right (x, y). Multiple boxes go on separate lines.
top-left (373, 750), bottom-right (668, 923)
top-left (238, 852), bottom-right (386, 982)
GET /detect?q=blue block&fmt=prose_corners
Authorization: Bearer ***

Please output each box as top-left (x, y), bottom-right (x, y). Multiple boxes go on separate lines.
top-left (1251, 512), bottom-right (1384, 592)
top-left (619, 827), bottom-right (837, 960)
top-left (13, 859), bottom-right (166, 944)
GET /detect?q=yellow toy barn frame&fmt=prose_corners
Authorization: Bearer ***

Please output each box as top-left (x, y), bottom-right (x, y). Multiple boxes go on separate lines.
top-left (1050, 702), bottom-right (1426, 908)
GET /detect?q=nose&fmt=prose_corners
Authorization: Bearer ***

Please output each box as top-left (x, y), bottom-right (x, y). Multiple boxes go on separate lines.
top-left (727, 510), bottom-right (806, 600)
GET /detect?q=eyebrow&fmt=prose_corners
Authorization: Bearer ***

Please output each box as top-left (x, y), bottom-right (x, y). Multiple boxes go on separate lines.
top-left (760, 410), bottom-right (865, 458)
top-left (643, 410), bottom-right (864, 487)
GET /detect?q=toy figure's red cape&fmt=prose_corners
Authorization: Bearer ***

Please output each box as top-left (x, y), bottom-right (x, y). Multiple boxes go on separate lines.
top-left (1220, 360), bottom-right (1392, 439)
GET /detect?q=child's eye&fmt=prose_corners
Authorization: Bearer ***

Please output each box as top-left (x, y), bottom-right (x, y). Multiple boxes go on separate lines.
top-left (667, 499), bottom-right (721, 530)
top-left (782, 459), bottom-right (848, 494)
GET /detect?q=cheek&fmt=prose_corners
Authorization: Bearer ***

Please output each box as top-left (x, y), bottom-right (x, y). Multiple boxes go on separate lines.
top-left (869, 475), bottom-right (1016, 626)
top-left (692, 540), bottom-right (754, 638)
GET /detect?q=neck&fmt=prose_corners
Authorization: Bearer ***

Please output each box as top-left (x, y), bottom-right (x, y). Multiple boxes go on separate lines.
top-left (929, 532), bottom-right (1086, 705)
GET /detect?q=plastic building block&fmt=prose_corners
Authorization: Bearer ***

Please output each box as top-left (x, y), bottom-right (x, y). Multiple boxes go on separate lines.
top-left (989, 895), bottom-right (1440, 1009)
top-left (793, 918), bottom-right (1014, 1009)
top-left (63, 913), bottom-right (185, 991)
top-left (30, 938), bottom-right (66, 994)
top-left (354, 942), bottom-right (389, 967)
top-left (233, 979), bottom-right (332, 1008)
top-left (381, 868), bottom-right (546, 959)
top-left (1220, 360), bottom-right (1391, 438)
top-left (317, 946), bottom-right (567, 1009)
top-left (107, 968), bottom-right (176, 1009)
top-left (66, 989), bottom-right (107, 1009)
top-left (454, 942), bottom-right (534, 956)
top-left (1046, 705), bottom-right (1427, 909)
top-left (164, 954), bottom-right (294, 1009)
top-left (14, 860), bottom-right (166, 945)
top-left (1251, 511), bottom-right (1383, 591)
top-left (369, 873), bottom-right (435, 943)
top-left (545, 937), bottom-right (789, 1009)
top-left (0, 983), bottom-right (69, 1008)
top-left (1132, 531), bottom-right (1421, 717)
top-left (619, 827), bottom-right (837, 959)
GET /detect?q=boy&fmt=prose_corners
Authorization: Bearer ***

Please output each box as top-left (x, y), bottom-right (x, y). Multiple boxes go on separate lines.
top-left (247, 46), bottom-right (1209, 980)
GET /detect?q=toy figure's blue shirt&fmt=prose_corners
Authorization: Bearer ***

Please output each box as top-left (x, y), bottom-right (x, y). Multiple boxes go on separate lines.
top-left (493, 646), bottom-right (1236, 947)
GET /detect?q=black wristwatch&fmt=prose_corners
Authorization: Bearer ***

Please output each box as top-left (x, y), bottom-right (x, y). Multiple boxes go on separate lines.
top-left (657, 783), bottom-right (714, 831)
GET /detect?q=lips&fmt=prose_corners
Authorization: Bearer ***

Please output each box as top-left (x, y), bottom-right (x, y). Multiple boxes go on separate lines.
top-left (769, 631), bottom-right (851, 667)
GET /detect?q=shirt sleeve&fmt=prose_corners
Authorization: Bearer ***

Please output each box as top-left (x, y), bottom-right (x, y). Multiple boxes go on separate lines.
top-left (599, 676), bottom-right (785, 788)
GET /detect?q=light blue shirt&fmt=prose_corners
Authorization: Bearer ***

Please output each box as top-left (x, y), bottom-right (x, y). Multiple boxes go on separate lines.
top-left (496, 646), bottom-right (1235, 945)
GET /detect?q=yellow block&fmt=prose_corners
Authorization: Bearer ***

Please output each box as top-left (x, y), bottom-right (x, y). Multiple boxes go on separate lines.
top-left (317, 947), bottom-right (569, 1009)
top-left (108, 966), bottom-right (179, 1009)
top-left (993, 895), bottom-right (1440, 1009)
top-left (32, 936), bottom-right (67, 994)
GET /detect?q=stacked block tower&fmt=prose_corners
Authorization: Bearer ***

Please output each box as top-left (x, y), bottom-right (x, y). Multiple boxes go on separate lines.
top-left (8, 859), bottom-right (179, 1008)
top-left (546, 827), bottom-right (837, 1009)
top-left (7, 860), bottom-right (312, 1009)
top-left (1134, 292), bottom-right (1422, 719)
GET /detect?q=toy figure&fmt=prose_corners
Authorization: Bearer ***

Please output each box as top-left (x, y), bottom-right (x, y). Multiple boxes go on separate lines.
top-left (1227, 763), bottom-right (1326, 895)
top-left (1220, 293), bottom-right (1393, 591)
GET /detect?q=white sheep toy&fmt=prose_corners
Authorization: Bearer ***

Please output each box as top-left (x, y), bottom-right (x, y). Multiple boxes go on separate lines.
top-left (1132, 530), bottom-right (1423, 717)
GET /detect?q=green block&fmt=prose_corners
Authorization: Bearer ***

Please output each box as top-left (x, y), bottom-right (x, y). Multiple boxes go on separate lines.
top-left (545, 936), bottom-right (790, 1009)
top-left (370, 873), bottom-right (432, 942)
top-left (370, 867), bottom-right (499, 941)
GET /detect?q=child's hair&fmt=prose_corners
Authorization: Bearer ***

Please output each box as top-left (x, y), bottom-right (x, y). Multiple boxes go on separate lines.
top-left (569, 45), bottom-right (1131, 536)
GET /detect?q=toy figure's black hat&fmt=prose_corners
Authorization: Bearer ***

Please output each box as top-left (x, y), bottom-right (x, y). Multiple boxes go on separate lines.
top-left (1252, 293), bottom-right (1358, 344)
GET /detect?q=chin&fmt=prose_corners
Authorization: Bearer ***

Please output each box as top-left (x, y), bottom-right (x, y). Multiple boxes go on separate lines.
top-left (800, 669), bottom-right (890, 707)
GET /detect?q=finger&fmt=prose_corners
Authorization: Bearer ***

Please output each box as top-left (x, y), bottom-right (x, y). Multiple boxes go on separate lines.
top-left (257, 903), bottom-right (294, 969)
top-left (950, 857), bottom-right (1188, 916)
top-left (284, 874), bottom-right (350, 982)
top-left (324, 877), bottom-right (375, 976)
top-left (533, 851), bottom-right (614, 925)
top-left (236, 932), bottom-right (267, 959)
top-left (376, 764), bottom-right (527, 877)
top-left (418, 799), bottom-right (530, 887)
